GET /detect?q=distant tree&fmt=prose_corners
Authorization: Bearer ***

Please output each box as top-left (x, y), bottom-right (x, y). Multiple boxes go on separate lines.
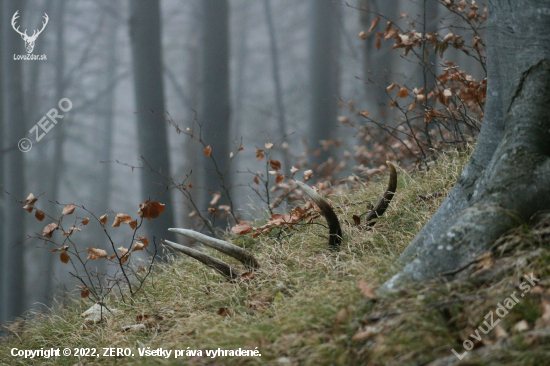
top-left (1, 0), bottom-right (27, 322)
top-left (383, 0), bottom-right (550, 290)
top-left (129, 0), bottom-right (175, 248)
top-left (200, 0), bottom-right (230, 215)
top-left (308, 0), bottom-right (341, 167)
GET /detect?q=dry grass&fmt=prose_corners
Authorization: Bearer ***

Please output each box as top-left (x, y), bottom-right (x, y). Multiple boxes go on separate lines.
top-left (6, 147), bottom-right (550, 365)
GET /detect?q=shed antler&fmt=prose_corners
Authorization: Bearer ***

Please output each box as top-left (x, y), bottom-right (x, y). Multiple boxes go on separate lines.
top-left (363, 161), bottom-right (397, 226)
top-left (163, 229), bottom-right (259, 280)
top-left (295, 180), bottom-right (343, 248)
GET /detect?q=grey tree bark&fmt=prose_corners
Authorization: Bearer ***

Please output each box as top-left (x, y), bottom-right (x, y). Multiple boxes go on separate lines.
top-left (308, 0), bottom-right (341, 167)
top-left (1, 0), bottom-right (27, 322)
top-left (382, 0), bottom-right (550, 291)
top-left (200, 0), bottom-right (230, 214)
top-left (130, 0), bottom-right (175, 249)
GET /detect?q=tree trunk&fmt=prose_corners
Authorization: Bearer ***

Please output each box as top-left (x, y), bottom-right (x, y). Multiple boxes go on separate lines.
top-left (200, 0), bottom-right (230, 215)
top-left (1, 0), bottom-right (27, 322)
top-left (308, 0), bottom-right (341, 167)
top-left (130, 0), bottom-right (175, 249)
top-left (382, 0), bottom-right (550, 291)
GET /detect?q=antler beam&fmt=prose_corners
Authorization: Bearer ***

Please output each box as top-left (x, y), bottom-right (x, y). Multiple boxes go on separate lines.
top-left (295, 180), bottom-right (343, 248)
top-left (363, 161), bottom-right (398, 226)
top-left (168, 228), bottom-right (259, 270)
top-left (163, 239), bottom-right (242, 280)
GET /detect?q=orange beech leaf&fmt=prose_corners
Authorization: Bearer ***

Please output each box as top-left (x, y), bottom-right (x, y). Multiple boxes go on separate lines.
top-left (99, 214), bottom-right (108, 225)
top-left (138, 201), bottom-right (165, 220)
top-left (51, 245), bottom-right (69, 253)
top-left (360, 110), bottom-right (370, 117)
top-left (42, 223), bottom-right (58, 238)
top-left (109, 254), bottom-right (117, 260)
top-left (138, 236), bottom-right (149, 247)
top-left (408, 102), bottom-right (417, 111)
top-left (253, 176), bottom-right (260, 185)
top-left (62, 203), bottom-right (75, 215)
top-left (398, 87), bottom-right (409, 98)
top-left (358, 31), bottom-right (367, 39)
top-left (188, 183), bottom-right (194, 188)
top-left (255, 149), bottom-right (265, 161)
top-left (129, 220), bottom-right (137, 230)
top-left (60, 251), bottom-right (69, 264)
top-left (81, 286), bottom-right (90, 299)
top-left (133, 242), bottom-right (145, 252)
top-left (25, 193), bottom-right (38, 205)
top-left (118, 247), bottom-right (129, 264)
top-left (376, 38), bottom-right (381, 50)
top-left (269, 159), bottom-right (282, 171)
top-left (34, 210), bottom-right (46, 221)
top-left (276, 174), bottom-right (285, 184)
top-left (112, 213), bottom-right (132, 227)
top-left (81, 217), bottom-right (90, 226)
top-left (86, 248), bottom-right (107, 260)
top-left (238, 147), bottom-right (244, 151)
top-left (369, 16), bottom-right (381, 32)
top-left (22, 205), bottom-right (33, 213)
top-left (204, 145), bottom-right (212, 157)
top-left (231, 221), bottom-right (253, 235)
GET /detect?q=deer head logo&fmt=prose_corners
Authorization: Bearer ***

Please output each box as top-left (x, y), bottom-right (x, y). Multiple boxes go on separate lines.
top-left (11, 11), bottom-right (49, 54)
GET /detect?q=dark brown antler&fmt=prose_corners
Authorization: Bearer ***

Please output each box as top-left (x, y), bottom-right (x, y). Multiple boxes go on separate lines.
top-left (168, 228), bottom-right (259, 270)
top-left (363, 161), bottom-right (397, 226)
top-left (295, 180), bottom-right (342, 248)
top-left (163, 239), bottom-right (242, 280)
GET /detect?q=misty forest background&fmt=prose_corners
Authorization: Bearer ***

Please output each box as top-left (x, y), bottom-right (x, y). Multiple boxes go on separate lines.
top-left (0, 0), bottom-right (485, 325)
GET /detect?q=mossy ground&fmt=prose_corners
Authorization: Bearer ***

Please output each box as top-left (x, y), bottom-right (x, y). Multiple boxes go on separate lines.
top-left (3, 147), bottom-right (550, 365)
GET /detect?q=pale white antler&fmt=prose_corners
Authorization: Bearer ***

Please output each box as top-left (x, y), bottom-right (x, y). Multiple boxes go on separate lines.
top-left (11, 11), bottom-right (49, 53)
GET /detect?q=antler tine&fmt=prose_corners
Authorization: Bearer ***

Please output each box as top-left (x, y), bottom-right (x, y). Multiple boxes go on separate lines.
top-left (163, 240), bottom-right (242, 280)
top-left (295, 180), bottom-right (342, 248)
top-left (363, 161), bottom-right (398, 226)
top-left (11, 11), bottom-right (27, 36)
top-left (168, 228), bottom-right (259, 270)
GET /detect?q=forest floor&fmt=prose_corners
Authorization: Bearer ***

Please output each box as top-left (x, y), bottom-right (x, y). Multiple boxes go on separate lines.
top-left (2, 147), bottom-right (550, 365)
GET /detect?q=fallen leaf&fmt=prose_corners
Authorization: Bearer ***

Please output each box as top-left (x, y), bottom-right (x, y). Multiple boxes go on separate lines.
top-left (35, 209), bottom-right (45, 221)
top-left (62, 203), bottom-right (75, 215)
top-left (99, 214), bottom-right (108, 225)
top-left (218, 307), bottom-right (230, 317)
top-left (358, 279), bottom-right (378, 299)
top-left (42, 223), bottom-right (58, 238)
top-left (86, 248), bottom-right (108, 260)
top-left (512, 320), bottom-right (529, 333)
top-left (204, 145), bottom-right (212, 157)
top-left (60, 251), bottom-right (69, 264)
top-left (476, 252), bottom-right (494, 270)
top-left (231, 221), bottom-right (253, 235)
top-left (352, 215), bottom-right (361, 226)
top-left (336, 308), bottom-right (348, 323)
top-left (494, 324), bottom-right (509, 339)
top-left (352, 327), bottom-right (378, 341)
top-left (81, 217), bottom-right (90, 226)
top-left (121, 324), bottom-right (146, 332)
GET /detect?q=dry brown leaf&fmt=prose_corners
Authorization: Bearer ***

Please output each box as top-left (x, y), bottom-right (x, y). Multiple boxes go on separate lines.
top-left (369, 16), bottom-right (381, 32)
top-left (129, 220), bottom-right (137, 230)
top-left (62, 203), bottom-right (75, 215)
top-left (25, 193), bottom-right (38, 205)
top-left (352, 327), bottom-right (378, 342)
top-left (253, 176), bottom-right (260, 185)
top-left (204, 145), bottom-right (212, 157)
top-left (375, 38), bottom-right (381, 50)
top-left (60, 251), bottom-right (69, 264)
top-left (358, 279), bottom-right (378, 299)
top-left (138, 236), bottom-right (149, 247)
top-left (476, 252), bottom-right (494, 270)
top-left (290, 166), bottom-right (298, 175)
top-left (22, 205), bottom-right (33, 213)
top-left (398, 87), bottom-right (409, 98)
top-left (218, 307), bottom-right (230, 317)
top-left (358, 31), bottom-right (367, 39)
top-left (231, 221), bottom-right (253, 235)
top-left (99, 214), bottom-right (108, 225)
top-left (118, 247), bottom-right (129, 264)
top-left (51, 245), bottom-right (69, 253)
top-left (86, 248), bottom-right (108, 260)
top-left (81, 217), bottom-right (90, 226)
top-left (270, 159), bottom-right (282, 171)
top-left (35, 209), bottom-right (45, 221)
top-left (238, 147), bottom-right (244, 151)
top-left (265, 142), bottom-right (273, 149)
top-left (81, 286), bottom-right (90, 299)
top-left (360, 110), bottom-right (370, 117)
top-left (408, 102), bottom-right (417, 111)
top-left (109, 254), bottom-right (117, 260)
top-left (42, 223), bottom-right (58, 238)
top-left (255, 149), bottom-right (265, 161)
top-left (276, 174), bottom-right (285, 184)
top-left (240, 272), bottom-right (255, 280)
top-left (138, 201), bottom-right (165, 220)
top-left (210, 192), bottom-right (222, 206)
top-left (112, 213), bottom-right (132, 227)
top-left (133, 242), bottom-right (145, 252)
top-left (352, 215), bottom-right (361, 226)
